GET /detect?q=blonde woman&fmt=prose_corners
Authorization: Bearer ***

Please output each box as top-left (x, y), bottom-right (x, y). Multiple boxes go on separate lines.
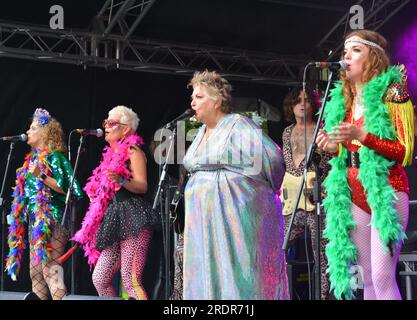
top-left (73, 106), bottom-right (159, 300)
top-left (183, 71), bottom-right (289, 300)
top-left (6, 108), bottom-right (82, 300)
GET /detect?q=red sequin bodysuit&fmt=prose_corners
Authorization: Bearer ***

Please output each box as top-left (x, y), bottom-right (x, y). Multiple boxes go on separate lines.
top-left (343, 108), bottom-right (409, 214)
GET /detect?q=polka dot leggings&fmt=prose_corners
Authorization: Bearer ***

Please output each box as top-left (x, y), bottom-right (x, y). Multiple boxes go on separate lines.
top-left (350, 192), bottom-right (409, 300)
top-left (92, 228), bottom-right (153, 300)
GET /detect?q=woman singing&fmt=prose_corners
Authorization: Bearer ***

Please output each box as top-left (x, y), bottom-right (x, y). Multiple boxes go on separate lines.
top-left (182, 70), bottom-right (289, 300)
top-left (6, 108), bottom-right (83, 300)
top-left (73, 105), bottom-right (159, 300)
top-left (316, 30), bottom-right (415, 300)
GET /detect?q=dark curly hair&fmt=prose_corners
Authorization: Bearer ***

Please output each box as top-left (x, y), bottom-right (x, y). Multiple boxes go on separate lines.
top-left (282, 86), bottom-right (319, 123)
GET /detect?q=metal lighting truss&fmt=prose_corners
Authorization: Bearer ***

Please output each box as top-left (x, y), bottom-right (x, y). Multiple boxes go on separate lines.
top-left (316, 0), bottom-right (411, 60)
top-left (95, 0), bottom-right (157, 40)
top-left (0, 20), bottom-right (307, 86)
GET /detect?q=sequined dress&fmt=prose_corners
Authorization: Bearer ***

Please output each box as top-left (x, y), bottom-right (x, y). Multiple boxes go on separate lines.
top-left (182, 113), bottom-right (289, 300)
top-left (5, 149), bottom-right (83, 278)
top-left (344, 108), bottom-right (409, 214)
top-left (25, 150), bottom-right (83, 226)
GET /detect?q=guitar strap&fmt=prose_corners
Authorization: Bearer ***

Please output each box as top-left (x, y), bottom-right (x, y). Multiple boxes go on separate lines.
top-left (171, 166), bottom-right (189, 234)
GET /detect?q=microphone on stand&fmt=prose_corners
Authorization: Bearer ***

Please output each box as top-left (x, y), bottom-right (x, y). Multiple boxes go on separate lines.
top-left (311, 60), bottom-right (348, 71)
top-left (74, 128), bottom-right (103, 137)
top-left (165, 109), bottom-right (195, 128)
top-left (69, 129), bottom-right (102, 162)
top-left (0, 134), bottom-right (27, 142)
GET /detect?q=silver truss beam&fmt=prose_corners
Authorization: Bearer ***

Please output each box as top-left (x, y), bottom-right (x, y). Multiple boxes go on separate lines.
top-left (0, 20), bottom-right (308, 86)
top-left (315, 0), bottom-right (365, 58)
top-left (96, 0), bottom-right (157, 40)
top-left (316, 0), bottom-right (410, 60)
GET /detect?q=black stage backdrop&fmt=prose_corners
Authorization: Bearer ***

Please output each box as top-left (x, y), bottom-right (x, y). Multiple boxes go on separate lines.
top-left (0, 57), bottom-right (289, 297)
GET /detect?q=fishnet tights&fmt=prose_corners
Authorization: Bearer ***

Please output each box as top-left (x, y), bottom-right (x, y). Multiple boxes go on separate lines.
top-left (29, 225), bottom-right (68, 300)
top-left (350, 192), bottom-right (409, 300)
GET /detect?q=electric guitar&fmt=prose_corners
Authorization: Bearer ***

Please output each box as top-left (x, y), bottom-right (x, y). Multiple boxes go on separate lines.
top-left (280, 172), bottom-right (316, 216)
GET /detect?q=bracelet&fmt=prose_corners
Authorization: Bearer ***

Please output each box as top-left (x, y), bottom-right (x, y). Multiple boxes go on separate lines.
top-left (40, 172), bottom-right (47, 181)
top-left (120, 176), bottom-right (127, 185)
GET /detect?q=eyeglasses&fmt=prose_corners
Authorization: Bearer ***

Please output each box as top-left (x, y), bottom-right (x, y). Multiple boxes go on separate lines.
top-left (102, 119), bottom-right (128, 129)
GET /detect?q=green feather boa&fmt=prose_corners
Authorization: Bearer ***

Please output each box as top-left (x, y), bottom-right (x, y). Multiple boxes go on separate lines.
top-left (322, 66), bottom-right (407, 300)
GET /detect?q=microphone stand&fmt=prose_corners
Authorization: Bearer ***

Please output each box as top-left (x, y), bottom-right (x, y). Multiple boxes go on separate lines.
top-left (311, 149), bottom-right (322, 300)
top-left (152, 125), bottom-right (177, 300)
top-left (282, 64), bottom-right (337, 300)
top-left (0, 141), bottom-right (15, 291)
top-left (60, 134), bottom-right (84, 295)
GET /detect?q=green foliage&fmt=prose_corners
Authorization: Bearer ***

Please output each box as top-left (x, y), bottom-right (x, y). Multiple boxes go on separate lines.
top-left (185, 111), bottom-right (268, 140)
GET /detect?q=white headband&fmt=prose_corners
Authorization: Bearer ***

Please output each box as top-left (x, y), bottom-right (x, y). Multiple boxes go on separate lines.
top-left (344, 36), bottom-right (385, 52)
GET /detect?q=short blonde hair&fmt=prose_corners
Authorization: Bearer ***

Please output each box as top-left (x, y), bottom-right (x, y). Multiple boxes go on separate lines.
top-left (188, 70), bottom-right (233, 113)
top-left (109, 105), bottom-right (140, 132)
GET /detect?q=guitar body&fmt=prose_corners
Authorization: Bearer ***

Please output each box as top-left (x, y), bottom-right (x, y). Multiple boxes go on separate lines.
top-left (280, 172), bottom-right (316, 216)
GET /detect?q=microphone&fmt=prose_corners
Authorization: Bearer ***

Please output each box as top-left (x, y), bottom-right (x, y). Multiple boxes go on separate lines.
top-left (165, 108), bottom-right (195, 128)
top-left (0, 133), bottom-right (28, 142)
top-left (311, 60), bottom-right (348, 71)
top-left (74, 128), bottom-right (103, 137)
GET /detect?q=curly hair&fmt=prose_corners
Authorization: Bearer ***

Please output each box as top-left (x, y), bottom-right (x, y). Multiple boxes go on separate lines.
top-left (340, 30), bottom-right (391, 110)
top-left (188, 70), bottom-right (233, 113)
top-left (36, 117), bottom-right (67, 153)
top-left (283, 86), bottom-right (318, 123)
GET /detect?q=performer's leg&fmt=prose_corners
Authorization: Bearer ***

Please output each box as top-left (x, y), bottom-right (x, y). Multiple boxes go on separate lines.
top-left (307, 211), bottom-right (329, 300)
top-left (120, 228), bottom-right (153, 300)
top-left (171, 233), bottom-right (184, 300)
top-left (43, 225), bottom-right (68, 300)
top-left (371, 192), bottom-right (409, 300)
top-left (29, 249), bottom-right (49, 300)
top-left (92, 242), bottom-right (121, 296)
top-left (350, 203), bottom-right (375, 300)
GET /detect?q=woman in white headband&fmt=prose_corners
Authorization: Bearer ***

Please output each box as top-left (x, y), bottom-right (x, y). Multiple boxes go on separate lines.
top-left (316, 30), bottom-right (415, 300)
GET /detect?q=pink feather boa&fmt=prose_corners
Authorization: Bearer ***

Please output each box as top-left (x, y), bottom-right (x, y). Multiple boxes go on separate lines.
top-left (72, 134), bottom-right (144, 266)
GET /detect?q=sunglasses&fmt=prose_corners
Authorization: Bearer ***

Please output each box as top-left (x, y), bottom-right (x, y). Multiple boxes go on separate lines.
top-left (102, 119), bottom-right (128, 129)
